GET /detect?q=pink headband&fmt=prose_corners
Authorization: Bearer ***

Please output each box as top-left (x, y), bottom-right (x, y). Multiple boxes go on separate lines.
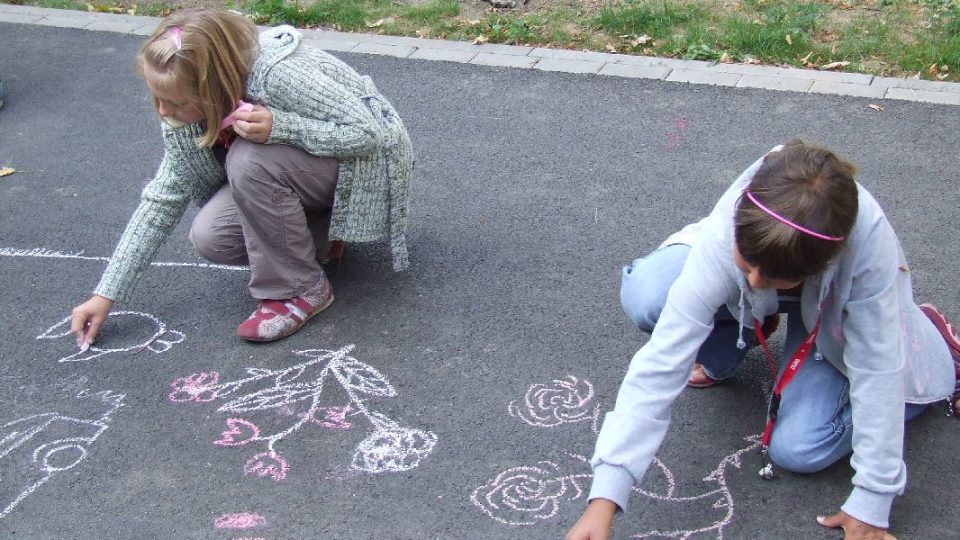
top-left (169, 26), bottom-right (183, 51)
top-left (744, 190), bottom-right (845, 242)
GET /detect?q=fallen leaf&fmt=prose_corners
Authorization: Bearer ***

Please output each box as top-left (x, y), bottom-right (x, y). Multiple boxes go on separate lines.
top-left (86, 3), bottom-right (95, 11)
top-left (365, 17), bottom-right (394, 28)
top-left (467, 19), bottom-right (481, 26)
top-left (630, 34), bottom-right (652, 47)
top-left (820, 61), bottom-right (850, 71)
top-left (719, 52), bottom-right (732, 63)
top-left (785, 34), bottom-right (792, 45)
top-left (868, 104), bottom-right (884, 112)
top-left (606, 44), bottom-right (617, 53)
top-left (743, 56), bottom-right (761, 65)
top-left (0, 167), bottom-right (15, 177)
top-left (473, 35), bottom-right (489, 45)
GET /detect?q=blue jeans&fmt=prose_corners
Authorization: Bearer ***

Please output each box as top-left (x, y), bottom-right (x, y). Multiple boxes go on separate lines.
top-left (620, 244), bottom-right (926, 473)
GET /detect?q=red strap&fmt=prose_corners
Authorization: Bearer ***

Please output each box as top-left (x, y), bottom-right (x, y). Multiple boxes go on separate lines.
top-left (757, 313), bottom-right (822, 448)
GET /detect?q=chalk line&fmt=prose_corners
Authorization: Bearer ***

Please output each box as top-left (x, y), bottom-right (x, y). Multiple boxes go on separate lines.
top-left (0, 246), bottom-right (247, 271)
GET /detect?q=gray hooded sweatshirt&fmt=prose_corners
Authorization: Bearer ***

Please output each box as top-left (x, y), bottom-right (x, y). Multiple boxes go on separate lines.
top-left (589, 148), bottom-right (954, 528)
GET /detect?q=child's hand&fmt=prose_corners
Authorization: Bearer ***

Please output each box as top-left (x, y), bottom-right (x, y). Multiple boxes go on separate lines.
top-left (233, 105), bottom-right (273, 143)
top-left (817, 511), bottom-right (897, 540)
top-left (566, 499), bottom-right (618, 540)
top-left (70, 295), bottom-right (114, 350)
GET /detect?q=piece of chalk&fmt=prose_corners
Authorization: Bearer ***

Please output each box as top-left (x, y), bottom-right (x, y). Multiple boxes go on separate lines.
top-left (219, 100), bottom-right (255, 130)
top-left (79, 341), bottom-right (90, 352)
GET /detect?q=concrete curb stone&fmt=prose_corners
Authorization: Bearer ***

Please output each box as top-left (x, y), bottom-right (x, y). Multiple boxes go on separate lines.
top-left (1, 4), bottom-right (958, 106)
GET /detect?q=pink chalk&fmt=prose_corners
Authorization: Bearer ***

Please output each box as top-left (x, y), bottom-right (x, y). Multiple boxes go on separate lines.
top-left (220, 101), bottom-right (255, 130)
top-left (214, 512), bottom-right (266, 529)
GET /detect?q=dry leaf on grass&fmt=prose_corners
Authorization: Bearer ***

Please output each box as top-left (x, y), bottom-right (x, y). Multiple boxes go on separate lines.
top-left (821, 61), bottom-right (850, 71)
top-left (785, 34), bottom-right (792, 45)
top-left (0, 167), bottom-right (15, 178)
top-left (366, 17), bottom-right (394, 28)
top-left (868, 104), bottom-right (884, 112)
top-left (473, 35), bottom-right (489, 45)
top-left (719, 52), bottom-right (733, 64)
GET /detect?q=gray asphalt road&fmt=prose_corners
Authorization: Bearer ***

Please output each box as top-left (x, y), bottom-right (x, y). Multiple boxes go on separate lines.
top-left (1, 22), bottom-right (958, 540)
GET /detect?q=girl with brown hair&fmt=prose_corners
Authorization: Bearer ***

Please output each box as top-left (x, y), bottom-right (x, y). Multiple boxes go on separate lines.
top-left (568, 141), bottom-right (959, 540)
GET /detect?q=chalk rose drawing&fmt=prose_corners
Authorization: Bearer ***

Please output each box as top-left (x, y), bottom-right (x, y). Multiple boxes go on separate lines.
top-left (37, 311), bottom-right (185, 363)
top-left (474, 376), bottom-right (762, 539)
top-left (0, 389), bottom-right (125, 519)
top-left (168, 345), bottom-right (437, 480)
top-left (508, 376), bottom-right (601, 432)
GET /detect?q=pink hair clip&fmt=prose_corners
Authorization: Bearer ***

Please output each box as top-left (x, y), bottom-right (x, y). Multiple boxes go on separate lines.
top-left (744, 190), bottom-right (845, 242)
top-left (169, 26), bottom-right (183, 51)
top-left (220, 100), bottom-right (255, 130)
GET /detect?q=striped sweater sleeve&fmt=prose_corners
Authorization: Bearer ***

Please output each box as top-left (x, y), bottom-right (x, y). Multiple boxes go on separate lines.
top-left (94, 123), bottom-right (216, 302)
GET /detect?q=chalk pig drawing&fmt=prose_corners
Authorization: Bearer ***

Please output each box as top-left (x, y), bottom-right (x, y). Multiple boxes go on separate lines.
top-left (0, 389), bottom-right (125, 519)
top-left (472, 376), bottom-right (760, 539)
top-left (37, 311), bottom-right (185, 363)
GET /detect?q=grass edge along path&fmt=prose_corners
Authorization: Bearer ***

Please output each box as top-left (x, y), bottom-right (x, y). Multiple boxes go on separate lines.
top-left (7, 0), bottom-right (960, 82)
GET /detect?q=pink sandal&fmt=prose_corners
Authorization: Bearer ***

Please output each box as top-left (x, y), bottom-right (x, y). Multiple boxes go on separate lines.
top-left (237, 276), bottom-right (334, 342)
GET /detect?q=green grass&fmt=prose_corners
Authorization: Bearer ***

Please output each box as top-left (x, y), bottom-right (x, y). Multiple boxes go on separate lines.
top-left (8, 0), bottom-right (960, 81)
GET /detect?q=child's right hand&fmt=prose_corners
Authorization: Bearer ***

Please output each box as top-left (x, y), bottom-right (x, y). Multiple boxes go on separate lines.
top-left (70, 295), bottom-right (114, 349)
top-left (565, 499), bottom-right (618, 540)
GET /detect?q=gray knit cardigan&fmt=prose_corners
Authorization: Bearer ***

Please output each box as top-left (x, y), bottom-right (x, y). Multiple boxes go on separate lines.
top-left (95, 26), bottom-right (413, 302)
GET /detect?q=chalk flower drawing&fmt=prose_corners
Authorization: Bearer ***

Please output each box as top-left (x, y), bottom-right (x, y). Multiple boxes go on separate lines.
top-left (474, 376), bottom-right (761, 539)
top-left (472, 460), bottom-right (584, 526)
top-left (168, 345), bottom-right (437, 480)
top-left (170, 372), bottom-right (221, 403)
top-left (37, 311), bottom-right (185, 363)
top-left (508, 376), bottom-right (601, 431)
top-left (0, 389), bottom-right (125, 520)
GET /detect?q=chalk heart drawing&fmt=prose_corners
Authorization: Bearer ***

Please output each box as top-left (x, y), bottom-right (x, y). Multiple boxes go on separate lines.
top-left (473, 376), bottom-right (761, 539)
top-left (168, 345), bottom-right (437, 480)
top-left (37, 311), bottom-right (185, 363)
top-left (0, 389), bottom-right (125, 520)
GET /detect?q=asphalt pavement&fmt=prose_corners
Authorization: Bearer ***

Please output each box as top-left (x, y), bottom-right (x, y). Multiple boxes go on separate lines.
top-left (1, 17), bottom-right (959, 540)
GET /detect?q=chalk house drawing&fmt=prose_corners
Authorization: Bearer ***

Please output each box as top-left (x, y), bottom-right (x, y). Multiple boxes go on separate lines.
top-left (37, 311), bottom-right (185, 363)
top-left (0, 389), bottom-right (125, 520)
top-left (168, 345), bottom-right (437, 480)
top-left (472, 376), bottom-right (760, 539)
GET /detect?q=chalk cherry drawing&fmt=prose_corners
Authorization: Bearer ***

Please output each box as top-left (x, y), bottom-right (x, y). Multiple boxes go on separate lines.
top-left (0, 389), bottom-right (125, 520)
top-left (168, 345), bottom-right (437, 480)
top-left (37, 311), bottom-right (185, 363)
top-left (473, 376), bottom-right (761, 539)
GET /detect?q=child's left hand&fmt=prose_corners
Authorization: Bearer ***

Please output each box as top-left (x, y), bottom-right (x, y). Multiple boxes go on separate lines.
top-left (233, 105), bottom-right (273, 143)
top-left (817, 511), bottom-right (897, 540)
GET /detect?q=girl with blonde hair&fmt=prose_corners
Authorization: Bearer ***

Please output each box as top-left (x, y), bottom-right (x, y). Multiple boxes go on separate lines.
top-left (70, 8), bottom-right (413, 343)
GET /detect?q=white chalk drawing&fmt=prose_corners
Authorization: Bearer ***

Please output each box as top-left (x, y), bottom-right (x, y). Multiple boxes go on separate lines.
top-left (0, 389), bottom-right (125, 520)
top-left (508, 376), bottom-right (601, 433)
top-left (473, 376), bottom-right (761, 539)
top-left (168, 345), bottom-right (437, 480)
top-left (37, 311), bottom-right (185, 363)
top-left (0, 246), bottom-right (247, 272)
